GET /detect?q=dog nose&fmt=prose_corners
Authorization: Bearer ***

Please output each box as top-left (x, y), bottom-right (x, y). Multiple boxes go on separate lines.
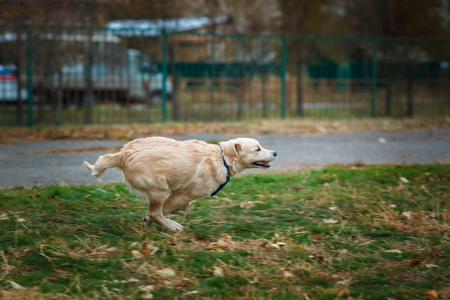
top-left (273, 151), bottom-right (277, 157)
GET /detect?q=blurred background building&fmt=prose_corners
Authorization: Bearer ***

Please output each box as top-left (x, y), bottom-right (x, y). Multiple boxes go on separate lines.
top-left (0, 0), bottom-right (449, 125)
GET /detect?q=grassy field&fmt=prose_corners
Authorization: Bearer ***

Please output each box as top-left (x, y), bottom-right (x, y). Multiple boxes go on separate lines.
top-left (0, 165), bottom-right (449, 299)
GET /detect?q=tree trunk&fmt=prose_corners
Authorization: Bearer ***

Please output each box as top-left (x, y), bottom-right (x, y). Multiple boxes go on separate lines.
top-left (406, 63), bottom-right (414, 118)
top-left (14, 27), bottom-right (23, 125)
top-left (384, 43), bottom-right (392, 117)
top-left (261, 72), bottom-right (267, 118)
top-left (381, 0), bottom-right (392, 117)
top-left (168, 45), bottom-right (179, 121)
top-left (83, 28), bottom-right (94, 124)
top-left (236, 83), bottom-right (244, 121)
top-left (296, 59), bottom-right (304, 117)
top-left (56, 69), bottom-right (63, 124)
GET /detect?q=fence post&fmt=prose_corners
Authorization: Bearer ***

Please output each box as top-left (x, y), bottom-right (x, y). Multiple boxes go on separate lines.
top-left (83, 26), bottom-right (94, 124)
top-left (161, 27), bottom-right (168, 122)
top-left (281, 36), bottom-right (287, 119)
top-left (26, 25), bottom-right (34, 127)
top-left (371, 37), bottom-right (378, 118)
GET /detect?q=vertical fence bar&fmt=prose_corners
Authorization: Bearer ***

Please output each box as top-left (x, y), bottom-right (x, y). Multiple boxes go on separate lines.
top-left (281, 36), bottom-right (287, 119)
top-left (26, 25), bottom-right (34, 126)
top-left (371, 37), bottom-right (378, 118)
top-left (161, 27), bottom-right (168, 122)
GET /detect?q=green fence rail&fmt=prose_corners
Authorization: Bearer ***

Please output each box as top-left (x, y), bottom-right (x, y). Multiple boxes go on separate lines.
top-left (1, 24), bottom-right (449, 126)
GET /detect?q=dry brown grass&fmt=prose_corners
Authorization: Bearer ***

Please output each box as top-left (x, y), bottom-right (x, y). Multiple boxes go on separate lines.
top-left (1, 118), bottom-right (449, 144)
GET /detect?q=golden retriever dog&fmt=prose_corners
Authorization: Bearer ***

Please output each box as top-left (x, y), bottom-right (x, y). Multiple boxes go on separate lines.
top-left (83, 137), bottom-right (277, 232)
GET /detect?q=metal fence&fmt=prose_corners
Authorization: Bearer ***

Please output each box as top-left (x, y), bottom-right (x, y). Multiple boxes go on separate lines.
top-left (1, 24), bottom-right (449, 126)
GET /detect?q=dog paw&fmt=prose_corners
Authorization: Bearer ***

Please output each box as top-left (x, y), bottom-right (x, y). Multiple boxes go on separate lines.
top-left (164, 219), bottom-right (184, 232)
top-left (141, 215), bottom-right (154, 227)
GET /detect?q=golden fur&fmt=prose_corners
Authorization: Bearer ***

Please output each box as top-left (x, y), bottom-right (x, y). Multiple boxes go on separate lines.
top-left (84, 137), bottom-right (277, 231)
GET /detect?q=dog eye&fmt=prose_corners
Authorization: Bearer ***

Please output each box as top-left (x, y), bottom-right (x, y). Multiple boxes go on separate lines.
top-left (256, 147), bottom-right (261, 151)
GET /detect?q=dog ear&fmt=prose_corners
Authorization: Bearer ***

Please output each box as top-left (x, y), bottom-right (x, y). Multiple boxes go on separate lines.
top-left (234, 143), bottom-right (242, 154)
top-left (220, 140), bottom-right (240, 158)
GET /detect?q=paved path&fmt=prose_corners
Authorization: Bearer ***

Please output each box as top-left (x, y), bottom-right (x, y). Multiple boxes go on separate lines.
top-left (1, 129), bottom-right (449, 189)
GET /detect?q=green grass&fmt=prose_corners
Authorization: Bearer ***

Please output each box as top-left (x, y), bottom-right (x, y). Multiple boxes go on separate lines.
top-left (1, 165), bottom-right (449, 299)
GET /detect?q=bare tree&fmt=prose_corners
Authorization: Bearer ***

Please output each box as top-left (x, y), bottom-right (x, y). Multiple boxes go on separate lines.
top-left (343, 0), bottom-right (449, 117)
top-left (278, 0), bottom-right (338, 117)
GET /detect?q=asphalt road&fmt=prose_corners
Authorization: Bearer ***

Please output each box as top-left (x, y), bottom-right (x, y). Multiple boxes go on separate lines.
top-left (1, 129), bottom-right (449, 189)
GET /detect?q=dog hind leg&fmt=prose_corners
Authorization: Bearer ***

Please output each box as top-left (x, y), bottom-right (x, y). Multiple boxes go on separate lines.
top-left (162, 192), bottom-right (192, 215)
top-left (143, 188), bottom-right (184, 232)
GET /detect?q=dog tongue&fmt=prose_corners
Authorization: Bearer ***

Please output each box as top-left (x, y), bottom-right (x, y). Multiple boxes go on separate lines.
top-left (257, 161), bottom-right (270, 167)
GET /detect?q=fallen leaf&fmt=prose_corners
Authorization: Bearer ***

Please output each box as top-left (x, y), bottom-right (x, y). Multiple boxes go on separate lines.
top-left (191, 236), bottom-right (206, 244)
top-left (106, 247), bottom-right (118, 253)
top-left (163, 280), bottom-right (172, 286)
top-left (400, 177), bottom-right (409, 183)
top-left (134, 263), bottom-right (147, 274)
top-left (260, 240), bottom-right (288, 251)
top-left (323, 218), bottom-right (338, 224)
top-left (385, 249), bottom-right (402, 254)
top-left (402, 211), bottom-right (412, 219)
top-left (9, 281), bottom-right (26, 290)
top-left (142, 293), bottom-right (154, 299)
top-left (329, 206), bottom-right (337, 211)
top-left (311, 233), bottom-right (322, 240)
top-left (183, 290), bottom-right (199, 296)
top-left (269, 243), bottom-right (281, 250)
top-left (141, 242), bottom-right (158, 256)
top-left (425, 289), bottom-right (438, 299)
top-left (213, 266), bottom-right (225, 277)
top-left (425, 264), bottom-right (439, 269)
top-left (337, 278), bottom-right (351, 285)
top-left (156, 268), bottom-right (176, 277)
top-left (240, 201), bottom-right (263, 209)
top-left (131, 250), bottom-right (144, 258)
top-left (208, 234), bottom-right (235, 250)
top-left (283, 271), bottom-right (294, 278)
top-left (139, 285), bottom-right (155, 292)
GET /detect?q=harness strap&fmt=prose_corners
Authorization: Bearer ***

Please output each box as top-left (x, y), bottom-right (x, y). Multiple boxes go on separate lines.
top-left (211, 146), bottom-right (231, 196)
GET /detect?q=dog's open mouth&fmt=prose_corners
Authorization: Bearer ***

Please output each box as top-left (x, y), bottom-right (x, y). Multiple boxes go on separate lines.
top-left (252, 161), bottom-right (271, 168)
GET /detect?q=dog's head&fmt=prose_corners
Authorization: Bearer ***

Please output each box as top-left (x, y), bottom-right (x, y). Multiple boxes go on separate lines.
top-left (220, 138), bottom-right (277, 175)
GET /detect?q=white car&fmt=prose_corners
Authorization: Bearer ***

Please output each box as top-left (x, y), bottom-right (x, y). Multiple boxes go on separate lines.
top-left (57, 49), bottom-right (172, 105)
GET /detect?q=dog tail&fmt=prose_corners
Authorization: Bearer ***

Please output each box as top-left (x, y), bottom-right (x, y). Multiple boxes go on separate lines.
top-left (83, 153), bottom-right (121, 179)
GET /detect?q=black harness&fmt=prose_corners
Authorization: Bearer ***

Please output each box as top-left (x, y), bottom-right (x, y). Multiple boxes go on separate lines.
top-left (211, 146), bottom-right (231, 196)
